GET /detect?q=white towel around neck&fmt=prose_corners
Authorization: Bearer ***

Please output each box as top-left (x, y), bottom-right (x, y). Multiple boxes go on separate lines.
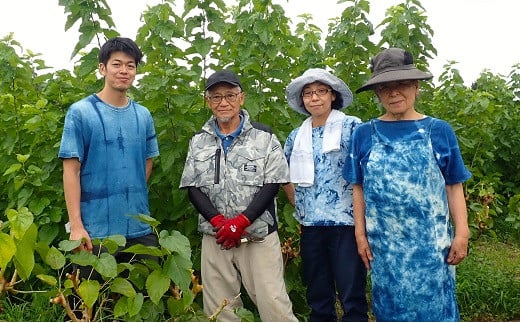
top-left (290, 109), bottom-right (346, 187)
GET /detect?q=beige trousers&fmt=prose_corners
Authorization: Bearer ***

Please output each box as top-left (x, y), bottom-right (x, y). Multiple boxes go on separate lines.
top-left (201, 232), bottom-right (298, 322)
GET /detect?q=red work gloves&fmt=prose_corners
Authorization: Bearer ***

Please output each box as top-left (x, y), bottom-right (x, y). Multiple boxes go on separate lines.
top-left (209, 214), bottom-right (226, 230)
top-left (215, 213), bottom-right (251, 250)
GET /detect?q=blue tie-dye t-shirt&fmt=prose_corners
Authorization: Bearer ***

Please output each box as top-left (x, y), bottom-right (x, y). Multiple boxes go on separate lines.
top-left (58, 94), bottom-right (159, 239)
top-left (343, 117), bottom-right (471, 186)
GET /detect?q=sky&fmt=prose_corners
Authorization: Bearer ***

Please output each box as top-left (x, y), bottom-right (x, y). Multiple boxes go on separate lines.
top-left (1, 0), bottom-right (519, 85)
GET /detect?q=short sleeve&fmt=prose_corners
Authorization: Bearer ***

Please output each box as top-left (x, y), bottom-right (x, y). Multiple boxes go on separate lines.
top-left (342, 122), bottom-right (371, 184)
top-left (430, 119), bottom-right (472, 184)
top-left (283, 128), bottom-right (298, 165)
top-left (145, 113), bottom-right (160, 159)
top-left (58, 104), bottom-right (86, 162)
top-left (264, 132), bottom-right (290, 184)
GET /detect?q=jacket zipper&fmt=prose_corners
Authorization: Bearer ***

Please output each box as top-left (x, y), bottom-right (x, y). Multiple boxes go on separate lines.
top-left (214, 148), bottom-right (221, 184)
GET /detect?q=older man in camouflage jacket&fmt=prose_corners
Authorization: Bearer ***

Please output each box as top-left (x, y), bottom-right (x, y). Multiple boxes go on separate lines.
top-left (180, 69), bottom-right (297, 322)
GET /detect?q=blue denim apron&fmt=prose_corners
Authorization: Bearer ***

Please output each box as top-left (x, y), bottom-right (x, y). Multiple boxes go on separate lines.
top-left (363, 118), bottom-right (459, 321)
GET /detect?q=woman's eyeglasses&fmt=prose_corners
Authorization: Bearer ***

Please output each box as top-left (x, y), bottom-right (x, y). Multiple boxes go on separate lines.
top-left (301, 88), bottom-right (332, 98)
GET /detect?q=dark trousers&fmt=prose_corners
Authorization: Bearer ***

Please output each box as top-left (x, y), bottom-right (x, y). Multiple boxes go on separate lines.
top-left (301, 226), bottom-right (368, 322)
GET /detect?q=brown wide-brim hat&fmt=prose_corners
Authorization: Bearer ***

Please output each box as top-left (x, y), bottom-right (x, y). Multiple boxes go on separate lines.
top-left (286, 68), bottom-right (353, 115)
top-left (356, 47), bottom-right (433, 93)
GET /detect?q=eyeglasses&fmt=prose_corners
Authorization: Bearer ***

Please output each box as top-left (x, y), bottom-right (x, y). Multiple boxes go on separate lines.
top-left (302, 88), bottom-right (332, 98)
top-left (375, 81), bottom-right (416, 94)
top-left (207, 92), bottom-right (242, 103)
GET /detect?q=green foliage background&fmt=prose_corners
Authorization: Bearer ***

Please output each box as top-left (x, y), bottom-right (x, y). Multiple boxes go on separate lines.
top-left (1, 0), bottom-right (519, 320)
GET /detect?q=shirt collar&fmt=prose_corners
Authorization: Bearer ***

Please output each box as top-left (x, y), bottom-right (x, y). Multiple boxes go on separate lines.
top-left (215, 113), bottom-right (244, 139)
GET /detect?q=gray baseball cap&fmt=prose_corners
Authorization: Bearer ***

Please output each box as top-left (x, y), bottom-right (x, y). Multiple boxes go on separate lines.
top-left (205, 70), bottom-right (242, 91)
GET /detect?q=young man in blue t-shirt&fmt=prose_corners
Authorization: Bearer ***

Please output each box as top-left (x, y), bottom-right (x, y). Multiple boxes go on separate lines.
top-left (58, 37), bottom-right (160, 276)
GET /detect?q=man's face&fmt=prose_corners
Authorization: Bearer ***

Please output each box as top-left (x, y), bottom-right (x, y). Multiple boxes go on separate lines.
top-left (205, 83), bottom-right (244, 124)
top-left (99, 51), bottom-right (137, 92)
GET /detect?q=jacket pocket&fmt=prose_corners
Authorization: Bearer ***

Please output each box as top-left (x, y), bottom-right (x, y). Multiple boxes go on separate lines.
top-left (192, 150), bottom-right (218, 186)
top-left (234, 150), bottom-right (265, 186)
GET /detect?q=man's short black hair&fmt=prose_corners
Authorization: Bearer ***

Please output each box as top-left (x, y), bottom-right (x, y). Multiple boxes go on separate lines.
top-left (98, 37), bottom-right (143, 66)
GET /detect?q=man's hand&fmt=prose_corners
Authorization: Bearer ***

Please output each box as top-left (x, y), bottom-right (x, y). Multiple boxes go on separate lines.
top-left (70, 227), bottom-right (93, 252)
top-left (215, 214), bottom-right (250, 249)
top-left (209, 214), bottom-right (226, 230)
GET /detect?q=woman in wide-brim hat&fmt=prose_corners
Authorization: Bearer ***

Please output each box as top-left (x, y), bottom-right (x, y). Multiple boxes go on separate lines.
top-left (343, 47), bottom-right (472, 321)
top-left (283, 68), bottom-right (369, 321)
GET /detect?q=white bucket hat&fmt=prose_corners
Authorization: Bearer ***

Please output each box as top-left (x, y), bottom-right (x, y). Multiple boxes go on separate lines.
top-left (286, 68), bottom-right (353, 115)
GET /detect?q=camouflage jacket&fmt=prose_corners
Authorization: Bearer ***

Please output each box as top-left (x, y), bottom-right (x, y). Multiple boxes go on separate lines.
top-left (180, 110), bottom-right (290, 238)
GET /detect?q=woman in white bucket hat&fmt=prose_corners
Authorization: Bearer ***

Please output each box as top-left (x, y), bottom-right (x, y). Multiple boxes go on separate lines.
top-left (284, 68), bottom-right (368, 321)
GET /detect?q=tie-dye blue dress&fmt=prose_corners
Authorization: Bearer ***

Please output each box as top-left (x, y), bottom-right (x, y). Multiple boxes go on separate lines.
top-left (359, 118), bottom-right (463, 321)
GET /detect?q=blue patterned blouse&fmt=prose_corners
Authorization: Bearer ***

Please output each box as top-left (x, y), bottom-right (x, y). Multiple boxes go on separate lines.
top-left (284, 116), bottom-right (361, 226)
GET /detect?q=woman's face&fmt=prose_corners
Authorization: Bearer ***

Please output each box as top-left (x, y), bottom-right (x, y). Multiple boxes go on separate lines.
top-left (375, 80), bottom-right (419, 119)
top-left (301, 81), bottom-right (336, 119)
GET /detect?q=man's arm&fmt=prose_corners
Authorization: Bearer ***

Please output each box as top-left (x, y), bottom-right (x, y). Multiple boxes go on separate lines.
top-left (63, 158), bottom-right (92, 252)
top-left (241, 183), bottom-right (280, 222)
top-left (146, 158), bottom-right (153, 181)
top-left (187, 186), bottom-right (220, 221)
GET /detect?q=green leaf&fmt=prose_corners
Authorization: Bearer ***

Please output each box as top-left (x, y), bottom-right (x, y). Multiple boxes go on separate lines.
top-left (163, 254), bottom-right (192, 292)
top-left (13, 223), bottom-right (37, 280)
top-left (36, 274), bottom-right (57, 287)
top-left (69, 250), bottom-right (98, 266)
top-left (3, 163), bottom-right (22, 176)
top-left (0, 232), bottom-right (16, 269)
top-left (64, 279), bottom-right (74, 289)
top-left (103, 234), bottom-right (126, 246)
top-left (39, 223), bottom-right (59, 245)
top-left (235, 307), bottom-right (256, 322)
top-left (114, 296), bottom-right (128, 318)
top-left (122, 244), bottom-right (163, 257)
top-left (16, 154), bottom-right (30, 163)
top-left (132, 214), bottom-right (160, 227)
top-left (166, 290), bottom-right (195, 315)
top-left (158, 230), bottom-right (191, 257)
top-left (45, 246), bottom-right (66, 270)
top-left (101, 235), bottom-right (126, 253)
top-left (145, 270), bottom-right (170, 305)
top-left (28, 197), bottom-right (50, 216)
top-left (110, 277), bottom-right (137, 298)
top-left (16, 188), bottom-right (33, 209)
top-left (58, 239), bottom-right (82, 252)
top-left (13, 177), bottom-right (25, 191)
top-left (93, 253), bottom-right (118, 278)
top-left (127, 293), bottom-right (144, 317)
top-left (78, 280), bottom-right (100, 308)
top-left (6, 207), bottom-right (33, 239)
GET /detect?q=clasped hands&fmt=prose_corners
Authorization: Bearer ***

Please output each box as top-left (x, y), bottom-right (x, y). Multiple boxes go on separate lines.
top-left (210, 213), bottom-right (251, 249)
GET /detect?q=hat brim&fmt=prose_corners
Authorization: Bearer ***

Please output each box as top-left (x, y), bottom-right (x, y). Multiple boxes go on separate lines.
top-left (205, 80), bottom-right (241, 91)
top-left (355, 66), bottom-right (433, 93)
top-left (286, 68), bottom-right (353, 115)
